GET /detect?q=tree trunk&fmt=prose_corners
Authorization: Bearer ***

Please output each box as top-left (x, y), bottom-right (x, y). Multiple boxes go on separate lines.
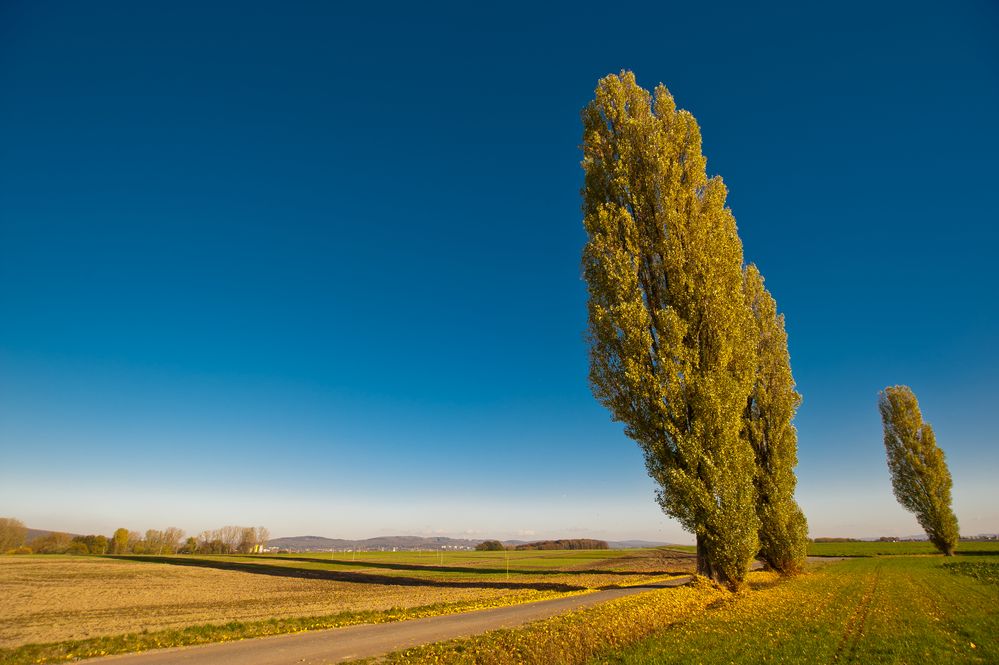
top-left (696, 533), bottom-right (715, 580)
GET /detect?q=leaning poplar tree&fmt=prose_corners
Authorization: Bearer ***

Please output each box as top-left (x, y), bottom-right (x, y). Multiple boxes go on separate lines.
top-left (878, 385), bottom-right (959, 555)
top-left (581, 71), bottom-right (759, 588)
top-left (743, 265), bottom-right (808, 574)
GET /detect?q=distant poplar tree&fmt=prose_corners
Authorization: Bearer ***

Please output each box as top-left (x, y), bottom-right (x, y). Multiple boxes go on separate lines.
top-left (743, 265), bottom-right (808, 574)
top-left (878, 386), bottom-right (959, 555)
top-left (581, 71), bottom-right (759, 588)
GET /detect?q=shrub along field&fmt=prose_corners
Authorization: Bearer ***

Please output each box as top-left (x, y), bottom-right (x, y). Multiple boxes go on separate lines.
top-left (0, 548), bottom-right (693, 664)
top-left (366, 555), bottom-right (998, 665)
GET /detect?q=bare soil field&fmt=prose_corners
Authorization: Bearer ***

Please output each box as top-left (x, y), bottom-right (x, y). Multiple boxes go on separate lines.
top-left (0, 556), bottom-right (533, 648)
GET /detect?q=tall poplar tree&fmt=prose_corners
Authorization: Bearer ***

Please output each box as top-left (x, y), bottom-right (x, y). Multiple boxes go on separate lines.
top-left (743, 265), bottom-right (807, 574)
top-left (581, 71), bottom-right (759, 588)
top-left (878, 385), bottom-right (959, 555)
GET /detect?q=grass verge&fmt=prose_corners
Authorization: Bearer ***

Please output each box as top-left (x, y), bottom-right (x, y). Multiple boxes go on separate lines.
top-left (595, 556), bottom-right (998, 664)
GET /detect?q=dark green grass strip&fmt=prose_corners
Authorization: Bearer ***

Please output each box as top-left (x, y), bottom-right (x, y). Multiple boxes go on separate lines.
top-left (943, 560), bottom-right (999, 585)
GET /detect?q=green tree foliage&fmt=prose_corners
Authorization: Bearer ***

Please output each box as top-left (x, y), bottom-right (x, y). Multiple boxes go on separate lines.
top-left (127, 530), bottom-right (143, 553)
top-left (878, 385), bottom-right (959, 556)
top-left (66, 541), bottom-right (89, 555)
top-left (144, 529), bottom-right (166, 554)
top-left (0, 517), bottom-right (28, 553)
top-left (111, 528), bottom-right (130, 554)
top-left (475, 540), bottom-right (506, 551)
top-left (31, 531), bottom-right (72, 553)
top-left (743, 265), bottom-right (808, 574)
top-left (581, 71), bottom-right (759, 588)
top-left (74, 534), bottom-right (108, 554)
top-left (179, 536), bottom-right (198, 554)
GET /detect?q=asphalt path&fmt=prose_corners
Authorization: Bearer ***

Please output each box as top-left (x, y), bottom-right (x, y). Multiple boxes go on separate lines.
top-left (77, 577), bottom-right (694, 665)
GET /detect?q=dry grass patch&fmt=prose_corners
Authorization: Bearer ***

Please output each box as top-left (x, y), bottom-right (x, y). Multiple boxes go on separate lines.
top-left (0, 556), bottom-right (545, 648)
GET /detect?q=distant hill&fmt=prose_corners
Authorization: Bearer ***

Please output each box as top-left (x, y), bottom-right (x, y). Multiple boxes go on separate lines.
top-left (269, 535), bottom-right (673, 552)
top-left (609, 540), bottom-right (671, 549)
top-left (26, 528), bottom-right (80, 543)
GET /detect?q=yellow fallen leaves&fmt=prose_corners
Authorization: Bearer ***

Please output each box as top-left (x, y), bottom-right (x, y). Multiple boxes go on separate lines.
top-left (380, 574), bottom-right (773, 664)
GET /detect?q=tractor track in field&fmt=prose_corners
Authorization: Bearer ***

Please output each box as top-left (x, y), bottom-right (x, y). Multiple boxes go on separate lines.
top-left (831, 562), bottom-right (881, 664)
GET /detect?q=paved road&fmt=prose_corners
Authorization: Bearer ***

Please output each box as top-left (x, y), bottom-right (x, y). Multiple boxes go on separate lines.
top-left (79, 578), bottom-right (694, 665)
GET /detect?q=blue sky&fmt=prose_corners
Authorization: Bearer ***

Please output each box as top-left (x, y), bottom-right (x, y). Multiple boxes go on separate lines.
top-left (1, 1), bottom-right (997, 543)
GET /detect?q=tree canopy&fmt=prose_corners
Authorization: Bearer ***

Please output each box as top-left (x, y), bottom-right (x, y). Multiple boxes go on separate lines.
top-left (581, 71), bottom-right (760, 588)
top-left (879, 385), bottom-right (959, 555)
top-left (743, 265), bottom-right (808, 574)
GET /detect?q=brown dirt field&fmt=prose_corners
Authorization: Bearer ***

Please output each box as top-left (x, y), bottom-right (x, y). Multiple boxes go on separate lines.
top-left (0, 557), bottom-right (534, 648)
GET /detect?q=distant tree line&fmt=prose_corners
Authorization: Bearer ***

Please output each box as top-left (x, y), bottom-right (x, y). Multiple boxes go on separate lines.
top-left (0, 519), bottom-right (269, 556)
top-left (515, 539), bottom-right (609, 551)
top-left (0, 518), bottom-right (29, 554)
top-left (192, 526), bottom-right (270, 554)
top-left (811, 537), bottom-right (861, 543)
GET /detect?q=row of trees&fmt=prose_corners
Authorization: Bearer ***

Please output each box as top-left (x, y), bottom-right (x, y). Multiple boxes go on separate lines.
top-left (514, 539), bottom-right (609, 551)
top-left (0, 521), bottom-right (270, 556)
top-left (193, 526), bottom-right (271, 554)
top-left (475, 538), bottom-right (610, 551)
top-left (579, 72), bottom-right (962, 580)
top-left (580, 72), bottom-right (807, 589)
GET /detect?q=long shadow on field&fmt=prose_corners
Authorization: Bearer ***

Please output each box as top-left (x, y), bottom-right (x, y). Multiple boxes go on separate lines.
top-left (957, 550), bottom-right (999, 556)
top-left (102, 556), bottom-right (589, 592)
top-left (243, 554), bottom-right (697, 578)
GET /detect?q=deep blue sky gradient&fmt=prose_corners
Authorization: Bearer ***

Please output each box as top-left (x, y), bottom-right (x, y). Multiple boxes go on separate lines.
top-left (2, 1), bottom-right (997, 541)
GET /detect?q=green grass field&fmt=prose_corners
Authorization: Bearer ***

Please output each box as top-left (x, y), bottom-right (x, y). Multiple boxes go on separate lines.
top-left (807, 540), bottom-right (999, 557)
top-left (122, 547), bottom-right (695, 591)
top-left (667, 540), bottom-right (999, 558)
top-left (594, 555), bottom-right (998, 664)
top-left (367, 554), bottom-right (999, 665)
